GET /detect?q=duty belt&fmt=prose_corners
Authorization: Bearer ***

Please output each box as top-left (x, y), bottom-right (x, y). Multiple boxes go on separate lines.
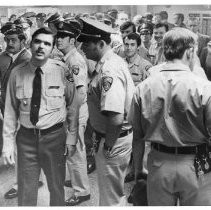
top-left (20, 122), bottom-right (64, 136)
top-left (95, 128), bottom-right (133, 139)
top-left (151, 142), bottom-right (207, 155)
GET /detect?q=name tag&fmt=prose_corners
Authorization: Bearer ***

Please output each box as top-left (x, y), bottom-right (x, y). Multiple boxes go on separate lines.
top-left (48, 86), bottom-right (60, 89)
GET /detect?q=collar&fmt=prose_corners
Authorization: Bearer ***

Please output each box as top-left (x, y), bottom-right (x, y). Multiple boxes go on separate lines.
top-left (95, 49), bottom-right (113, 73)
top-left (12, 47), bottom-right (26, 63)
top-left (160, 62), bottom-right (191, 72)
top-left (29, 59), bottom-right (49, 74)
top-left (125, 53), bottom-right (140, 68)
top-left (63, 47), bottom-right (77, 62)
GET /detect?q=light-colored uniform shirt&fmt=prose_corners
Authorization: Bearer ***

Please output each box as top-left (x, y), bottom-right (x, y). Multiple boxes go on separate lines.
top-left (63, 47), bottom-right (88, 104)
top-left (129, 62), bottom-right (211, 147)
top-left (88, 49), bottom-right (135, 134)
top-left (125, 53), bottom-right (152, 86)
top-left (3, 59), bottom-right (79, 149)
top-left (149, 62), bottom-right (207, 79)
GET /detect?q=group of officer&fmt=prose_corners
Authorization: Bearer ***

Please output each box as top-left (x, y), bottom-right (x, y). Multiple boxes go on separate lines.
top-left (1, 9), bottom-right (211, 207)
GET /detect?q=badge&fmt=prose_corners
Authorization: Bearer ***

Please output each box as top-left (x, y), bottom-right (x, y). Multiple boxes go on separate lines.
top-left (102, 76), bottom-right (113, 92)
top-left (72, 65), bottom-right (79, 75)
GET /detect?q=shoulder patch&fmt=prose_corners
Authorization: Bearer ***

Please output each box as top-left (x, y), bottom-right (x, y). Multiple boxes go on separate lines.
top-left (65, 70), bottom-right (74, 82)
top-left (102, 76), bottom-right (113, 92)
top-left (72, 65), bottom-right (80, 75)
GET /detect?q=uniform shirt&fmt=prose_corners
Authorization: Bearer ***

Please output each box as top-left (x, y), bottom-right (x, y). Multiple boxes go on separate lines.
top-left (125, 53), bottom-right (152, 86)
top-left (88, 49), bottom-right (135, 134)
top-left (129, 62), bottom-right (211, 147)
top-left (3, 59), bottom-right (79, 148)
top-left (149, 41), bottom-right (165, 65)
top-left (63, 47), bottom-right (88, 89)
top-left (149, 61), bottom-right (207, 79)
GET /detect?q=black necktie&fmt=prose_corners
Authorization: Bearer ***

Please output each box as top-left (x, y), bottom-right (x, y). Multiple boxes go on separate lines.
top-left (30, 67), bottom-right (42, 125)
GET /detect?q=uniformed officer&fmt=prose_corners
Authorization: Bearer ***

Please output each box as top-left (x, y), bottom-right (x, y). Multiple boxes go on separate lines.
top-left (2, 27), bottom-right (79, 206)
top-left (137, 23), bottom-right (153, 51)
top-left (123, 32), bottom-right (152, 86)
top-left (129, 28), bottom-right (211, 205)
top-left (112, 21), bottom-right (150, 61)
top-left (0, 22), bottom-right (32, 199)
top-left (45, 12), bottom-right (64, 60)
top-left (56, 20), bottom-right (91, 205)
top-left (79, 17), bottom-right (135, 206)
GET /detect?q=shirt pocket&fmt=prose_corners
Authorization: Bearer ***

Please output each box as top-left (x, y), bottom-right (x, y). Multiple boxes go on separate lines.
top-left (16, 84), bottom-right (32, 112)
top-left (45, 83), bottom-right (65, 111)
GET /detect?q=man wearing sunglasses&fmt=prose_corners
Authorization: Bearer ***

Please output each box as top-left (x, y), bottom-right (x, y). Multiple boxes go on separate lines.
top-left (138, 23), bottom-right (153, 51)
top-left (56, 20), bottom-right (90, 206)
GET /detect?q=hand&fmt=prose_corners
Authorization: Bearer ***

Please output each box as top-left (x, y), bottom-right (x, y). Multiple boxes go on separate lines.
top-left (65, 144), bottom-right (76, 157)
top-left (2, 146), bottom-right (15, 166)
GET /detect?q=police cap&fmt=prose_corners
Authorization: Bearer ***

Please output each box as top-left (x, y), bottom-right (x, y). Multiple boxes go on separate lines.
top-left (1, 22), bottom-right (24, 35)
top-left (57, 21), bottom-right (81, 37)
top-left (138, 23), bottom-right (153, 34)
top-left (77, 17), bottom-right (117, 42)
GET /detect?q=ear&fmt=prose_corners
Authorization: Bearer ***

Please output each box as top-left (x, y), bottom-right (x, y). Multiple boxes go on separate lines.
top-left (186, 47), bottom-right (193, 59)
top-left (70, 37), bottom-right (76, 45)
top-left (98, 40), bottom-right (104, 48)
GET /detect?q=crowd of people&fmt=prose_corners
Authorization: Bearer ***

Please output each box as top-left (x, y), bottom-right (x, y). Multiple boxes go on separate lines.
top-left (0, 7), bottom-right (211, 206)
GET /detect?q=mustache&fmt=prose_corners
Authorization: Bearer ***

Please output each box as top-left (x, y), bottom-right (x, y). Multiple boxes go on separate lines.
top-left (36, 49), bottom-right (44, 54)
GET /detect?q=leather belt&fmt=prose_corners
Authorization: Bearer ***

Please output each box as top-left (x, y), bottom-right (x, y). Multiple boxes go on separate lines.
top-left (95, 128), bottom-right (133, 139)
top-left (151, 142), bottom-right (207, 155)
top-left (20, 122), bottom-right (64, 136)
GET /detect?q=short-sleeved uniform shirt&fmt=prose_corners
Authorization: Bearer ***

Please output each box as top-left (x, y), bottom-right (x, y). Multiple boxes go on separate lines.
top-left (3, 59), bottom-right (79, 146)
top-left (129, 62), bottom-right (211, 147)
top-left (88, 49), bottom-right (135, 134)
top-left (63, 47), bottom-right (88, 104)
top-left (125, 53), bottom-right (152, 86)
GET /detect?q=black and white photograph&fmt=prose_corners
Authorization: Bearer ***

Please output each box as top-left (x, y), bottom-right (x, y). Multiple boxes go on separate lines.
top-left (0, 0), bottom-right (211, 206)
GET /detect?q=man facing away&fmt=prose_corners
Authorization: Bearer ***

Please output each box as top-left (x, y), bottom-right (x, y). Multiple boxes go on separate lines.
top-left (129, 27), bottom-right (211, 205)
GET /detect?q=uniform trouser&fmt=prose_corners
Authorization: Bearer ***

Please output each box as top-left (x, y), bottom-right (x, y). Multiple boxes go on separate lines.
top-left (66, 103), bottom-right (90, 197)
top-left (147, 149), bottom-right (211, 206)
top-left (95, 132), bottom-right (132, 206)
top-left (13, 148), bottom-right (44, 190)
top-left (16, 125), bottom-right (66, 206)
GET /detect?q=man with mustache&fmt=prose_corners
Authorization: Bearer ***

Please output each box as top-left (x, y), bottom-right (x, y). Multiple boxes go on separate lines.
top-left (149, 23), bottom-right (168, 65)
top-left (0, 22), bottom-right (32, 199)
top-left (2, 27), bottom-right (79, 206)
